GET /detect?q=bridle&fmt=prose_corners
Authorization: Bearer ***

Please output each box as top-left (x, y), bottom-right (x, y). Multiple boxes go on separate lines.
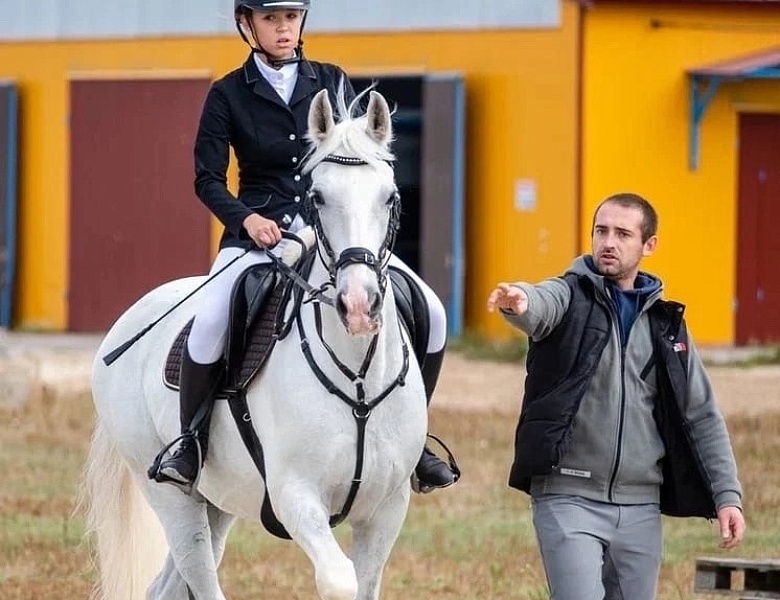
top-left (272, 152), bottom-right (408, 526)
top-left (306, 154), bottom-right (401, 301)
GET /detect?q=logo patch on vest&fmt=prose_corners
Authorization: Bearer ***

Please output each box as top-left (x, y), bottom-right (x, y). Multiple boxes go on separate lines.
top-left (559, 467), bottom-right (592, 479)
top-left (673, 342), bottom-right (687, 353)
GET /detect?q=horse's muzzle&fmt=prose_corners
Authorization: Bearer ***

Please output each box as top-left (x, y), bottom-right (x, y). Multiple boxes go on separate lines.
top-left (336, 290), bottom-right (384, 336)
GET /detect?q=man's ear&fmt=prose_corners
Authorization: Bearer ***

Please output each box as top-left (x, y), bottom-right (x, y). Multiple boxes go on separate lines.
top-left (643, 235), bottom-right (658, 257)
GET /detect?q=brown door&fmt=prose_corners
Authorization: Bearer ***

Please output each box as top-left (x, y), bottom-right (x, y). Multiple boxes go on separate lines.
top-left (69, 77), bottom-right (212, 331)
top-left (736, 113), bottom-right (780, 345)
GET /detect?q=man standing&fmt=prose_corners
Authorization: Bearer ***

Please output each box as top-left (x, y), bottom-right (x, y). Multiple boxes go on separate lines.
top-left (486, 193), bottom-right (745, 600)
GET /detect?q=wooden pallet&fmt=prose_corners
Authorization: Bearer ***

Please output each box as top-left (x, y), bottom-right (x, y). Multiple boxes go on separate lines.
top-left (695, 557), bottom-right (780, 599)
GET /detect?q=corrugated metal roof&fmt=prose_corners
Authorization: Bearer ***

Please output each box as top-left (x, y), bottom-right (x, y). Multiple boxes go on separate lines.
top-left (588, 0), bottom-right (780, 3)
top-left (0, 0), bottom-right (560, 41)
top-left (688, 46), bottom-right (780, 77)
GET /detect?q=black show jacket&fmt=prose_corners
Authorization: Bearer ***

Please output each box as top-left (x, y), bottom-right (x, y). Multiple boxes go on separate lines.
top-left (194, 53), bottom-right (355, 250)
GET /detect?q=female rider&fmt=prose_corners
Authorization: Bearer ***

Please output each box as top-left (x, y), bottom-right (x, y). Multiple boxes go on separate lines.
top-left (150, 0), bottom-right (457, 493)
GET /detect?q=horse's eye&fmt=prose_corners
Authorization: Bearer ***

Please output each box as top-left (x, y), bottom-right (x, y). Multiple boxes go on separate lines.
top-left (309, 190), bottom-right (324, 206)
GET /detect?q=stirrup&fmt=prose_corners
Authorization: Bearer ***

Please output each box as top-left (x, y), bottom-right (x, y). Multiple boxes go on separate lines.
top-left (411, 433), bottom-right (461, 495)
top-left (147, 432), bottom-right (205, 495)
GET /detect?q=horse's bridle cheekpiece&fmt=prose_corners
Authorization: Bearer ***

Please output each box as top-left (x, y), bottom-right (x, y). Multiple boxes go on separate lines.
top-left (307, 154), bottom-right (401, 301)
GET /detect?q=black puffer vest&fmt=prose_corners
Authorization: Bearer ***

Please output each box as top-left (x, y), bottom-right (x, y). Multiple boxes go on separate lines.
top-left (508, 274), bottom-right (716, 518)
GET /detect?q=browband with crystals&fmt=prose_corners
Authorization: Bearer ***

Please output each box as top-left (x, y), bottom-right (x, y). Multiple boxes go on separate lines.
top-left (321, 154), bottom-right (369, 166)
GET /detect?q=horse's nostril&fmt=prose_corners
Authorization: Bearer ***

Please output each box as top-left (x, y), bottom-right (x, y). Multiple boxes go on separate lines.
top-left (336, 294), bottom-right (349, 318)
top-left (369, 292), bottom-right (382, 315)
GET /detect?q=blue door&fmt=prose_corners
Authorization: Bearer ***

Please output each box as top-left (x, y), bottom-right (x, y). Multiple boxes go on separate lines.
top-left (0, 83), bottom-right (18, 328)
top-left (420, 74), bottom-right (466, 337)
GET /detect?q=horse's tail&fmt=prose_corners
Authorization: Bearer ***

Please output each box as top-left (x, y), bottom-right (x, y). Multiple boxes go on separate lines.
top-left (81, 417), bottom-right (168, 600)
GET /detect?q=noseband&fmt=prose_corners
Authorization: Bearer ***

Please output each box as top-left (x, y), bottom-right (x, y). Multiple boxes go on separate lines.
top-left (307, 154), bottom-right (401, 298)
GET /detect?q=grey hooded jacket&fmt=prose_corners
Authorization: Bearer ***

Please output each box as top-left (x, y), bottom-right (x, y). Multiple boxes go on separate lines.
top-left (503, 255), bottom-right (742, 511)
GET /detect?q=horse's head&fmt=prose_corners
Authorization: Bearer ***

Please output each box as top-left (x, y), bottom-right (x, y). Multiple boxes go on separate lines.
top-left (303, 87), bottom-right (400, 337)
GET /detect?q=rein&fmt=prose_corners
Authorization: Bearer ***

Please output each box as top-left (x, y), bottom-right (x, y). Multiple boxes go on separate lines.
top-left (262, 231), bottom-right (336, 307)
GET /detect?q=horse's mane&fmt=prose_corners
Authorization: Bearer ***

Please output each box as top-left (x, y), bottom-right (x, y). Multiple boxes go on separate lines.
top-left (302, 81), bottom-right (396, 175)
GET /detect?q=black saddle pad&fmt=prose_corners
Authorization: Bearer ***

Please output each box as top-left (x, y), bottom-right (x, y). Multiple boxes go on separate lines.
top-left (163, 280), bottom-right (285, 395)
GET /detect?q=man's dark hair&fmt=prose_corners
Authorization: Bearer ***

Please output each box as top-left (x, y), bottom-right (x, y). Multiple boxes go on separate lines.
top-left (594, 192), bottom-right (658, 242)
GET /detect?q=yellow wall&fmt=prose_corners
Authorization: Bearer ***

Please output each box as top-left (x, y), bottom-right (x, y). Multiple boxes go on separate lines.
top-left (583, 4), bottom-right (780, 344)
top-left (0, 1), bottom-right (581, 332)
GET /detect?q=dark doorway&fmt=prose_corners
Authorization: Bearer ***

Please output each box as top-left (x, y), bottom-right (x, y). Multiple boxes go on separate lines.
top-left (351, 74), bottom-right (465, 335)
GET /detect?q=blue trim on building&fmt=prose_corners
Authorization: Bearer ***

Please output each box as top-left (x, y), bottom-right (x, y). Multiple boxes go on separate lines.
top-left (688, 60), bottom-right (780, 171)
top-left (2, 85), bottom-right (17, 328)
top-left (449, 76), bottom-right (466, 337)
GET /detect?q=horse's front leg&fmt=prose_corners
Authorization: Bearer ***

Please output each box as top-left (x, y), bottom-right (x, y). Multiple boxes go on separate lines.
top-left (273, 482), bottom-right (358, 600)
top-left (350, 485), bottom-right (412, 600)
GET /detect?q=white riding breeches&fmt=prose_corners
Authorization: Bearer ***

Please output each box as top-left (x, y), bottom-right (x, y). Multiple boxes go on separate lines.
top-left (186, 219), bottom-right (447, 365)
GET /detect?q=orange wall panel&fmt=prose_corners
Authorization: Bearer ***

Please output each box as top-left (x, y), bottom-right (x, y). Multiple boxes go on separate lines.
top-left (583, 3), bottom-right (780, 344)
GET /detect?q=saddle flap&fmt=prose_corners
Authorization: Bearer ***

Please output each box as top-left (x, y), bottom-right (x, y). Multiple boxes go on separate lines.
top-left (389, 266), bottom-right (430, 366)
top-left (162, 268), bottom-right (285, 393)
top-left (225, 264), bottom-right (281, 377)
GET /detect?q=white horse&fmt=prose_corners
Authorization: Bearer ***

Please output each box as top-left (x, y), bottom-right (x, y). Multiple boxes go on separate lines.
top-left (83, 88), bottom-right (428, 600)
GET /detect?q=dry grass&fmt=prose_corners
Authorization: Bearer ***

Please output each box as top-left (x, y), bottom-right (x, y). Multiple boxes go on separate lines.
top-left (1, 381), bottom-right (778, 599)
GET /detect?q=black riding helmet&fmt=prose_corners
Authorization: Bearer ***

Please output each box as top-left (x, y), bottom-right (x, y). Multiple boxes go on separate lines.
top-left (234, 0), bottom-right (311, 68)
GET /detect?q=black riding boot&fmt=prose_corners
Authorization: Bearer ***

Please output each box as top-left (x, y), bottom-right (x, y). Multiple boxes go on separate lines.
top-left (152, 345), bottom-right (224, 488)
top-left (415, 347), bottom-right (459, 491)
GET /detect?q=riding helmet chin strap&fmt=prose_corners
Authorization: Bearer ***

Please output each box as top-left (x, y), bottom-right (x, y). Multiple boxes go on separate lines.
top-left (235, 11), bottom-right (308, 69)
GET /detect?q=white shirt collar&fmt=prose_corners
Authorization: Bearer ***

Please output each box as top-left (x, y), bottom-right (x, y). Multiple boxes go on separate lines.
top-left (254, 53), bottom-right (299, 104)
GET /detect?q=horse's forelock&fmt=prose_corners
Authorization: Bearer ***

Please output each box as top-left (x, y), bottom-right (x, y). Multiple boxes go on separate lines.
top-left (302, 83), bottom-right (395, 174)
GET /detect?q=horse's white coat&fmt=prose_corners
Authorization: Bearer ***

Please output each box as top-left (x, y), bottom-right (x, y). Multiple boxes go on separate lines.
top-left (83, 89), bottom-right (427, 600)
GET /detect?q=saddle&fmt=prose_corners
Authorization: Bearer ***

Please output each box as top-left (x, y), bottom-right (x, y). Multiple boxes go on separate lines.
top-left (162, 254), bottom-right (430, 539)
top-left (163, 262), bottom-right (286, 394)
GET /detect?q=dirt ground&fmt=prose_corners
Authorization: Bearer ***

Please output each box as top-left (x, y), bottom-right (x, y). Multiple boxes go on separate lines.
top-left (0, 332), bottom-right (778, 418)
top-left (436, 353), bottom-right (780, 417)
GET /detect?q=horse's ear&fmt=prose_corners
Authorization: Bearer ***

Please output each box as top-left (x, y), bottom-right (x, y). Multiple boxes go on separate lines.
top-left (308, 89), bottom-right (335, 143)
top-left (366, 91), bottom-right (392, 146)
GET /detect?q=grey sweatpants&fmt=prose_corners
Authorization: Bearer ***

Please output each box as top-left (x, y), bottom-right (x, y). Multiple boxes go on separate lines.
top-left (531, 494), bottom-right (662, 600)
